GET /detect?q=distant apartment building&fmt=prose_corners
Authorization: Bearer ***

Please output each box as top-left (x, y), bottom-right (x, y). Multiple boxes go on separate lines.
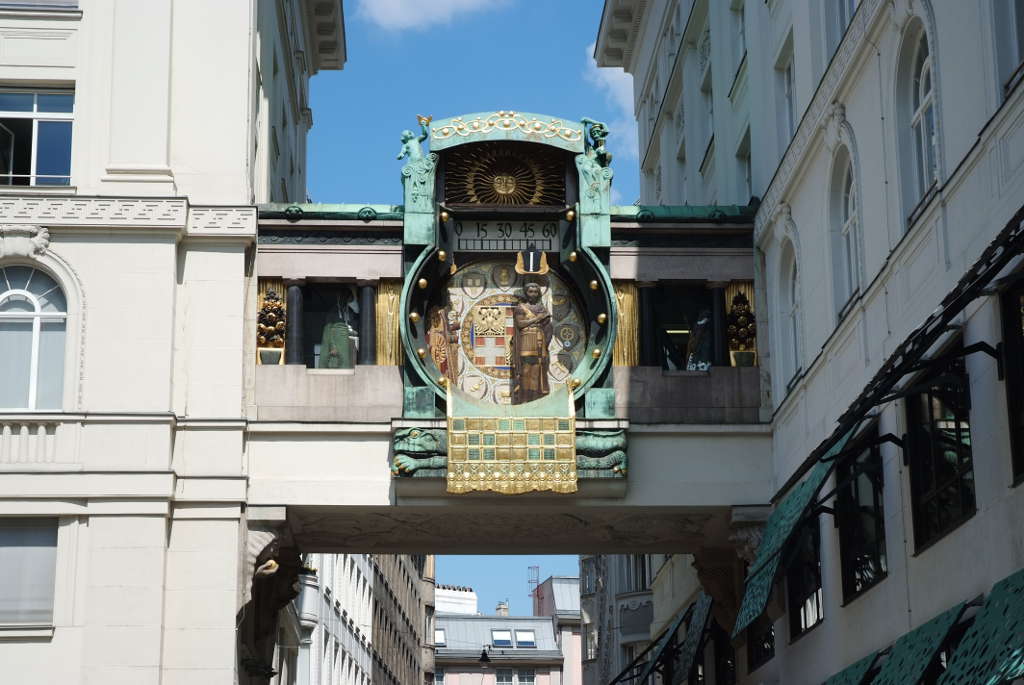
top-left (436, 584), bottom-right (480, 615)
top-left (532, 576), bottom-right (583, 685)
top-left (435, 613), bottom-right (564, 685)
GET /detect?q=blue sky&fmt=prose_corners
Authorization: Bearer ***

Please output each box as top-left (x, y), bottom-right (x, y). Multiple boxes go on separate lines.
top-left (436, 555), bottom-right (580, 617)
top-left (306, 0), bottom-right (639, 206)
top-left (306, 1), bottom-right (633, 619)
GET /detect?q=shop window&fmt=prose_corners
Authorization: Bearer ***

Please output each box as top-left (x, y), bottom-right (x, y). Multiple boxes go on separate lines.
top-left (303, 284), bottom-right (360, 369)
top-left (836, 435), bottom-right (887, 601)
top-left (0, 265), bottom-right (67, 409)
top-left (1003, 281), bottom-right (1024, 482)
top-left (906, 354), bottom-right (976, 550)
top-left (0, 90), bottom-right (73, 186)
top-left (786, 520), bottom-right (823, 639)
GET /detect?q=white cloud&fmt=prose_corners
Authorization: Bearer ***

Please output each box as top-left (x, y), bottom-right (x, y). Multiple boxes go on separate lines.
top-left (582, 43), bottom-right (638, 161)
top-left (356, 0), bottom-right (510, 31)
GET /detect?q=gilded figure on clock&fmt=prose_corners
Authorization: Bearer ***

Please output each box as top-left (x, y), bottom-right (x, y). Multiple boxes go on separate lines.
top-left (511, 281), bottom-right (553, 404)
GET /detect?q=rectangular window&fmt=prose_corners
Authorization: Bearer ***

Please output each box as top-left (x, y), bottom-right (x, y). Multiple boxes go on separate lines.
top-left (515, 629), bottom-right (536, 648)
top-left (775, 35), bottom-right (796, 145)
top-left (785, 520), bottom-right (823, 639)
top-left (0, 90), bottom-right (73, 186)
top-left (906, 354), bottom-right (976, 549)
top-left (496, 669), bottom-right (514, 685)
top-left (434, 628), bottom-right (446, 646)
top-left (642, 285), bottom-right (716, 370)
top-left (585, 625), bottom-right (599, 660)
top-left (434, 668), bottom-right (444, 684)
top-left (836, 436), bottom-right (887, 601)
top-left (622, 554), bottom-right (651, 593)
top-left (518, 670), bottom-right (536, 685)
top-left (491, 629), bottom-right (513, 648)
top-left (1002, 281), bottom-right (1024, 482)
top-left (746, 624), bottom-right (774, 673)
top-left (0, 518), bottom-right (58, 625)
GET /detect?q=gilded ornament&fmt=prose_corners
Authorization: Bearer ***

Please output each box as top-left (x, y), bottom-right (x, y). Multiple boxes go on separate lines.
top-left (565, 209), bottom-right (575, 221)
top-left (437, 250), bottom-right (447, 262)
top-left (409, 311), bottom-right (421, 323)
top-left (418, 278), bottom-right (428, 289)
top-left (589, 280), bottom-right (599, 291)
top-left (417, 347), bottom-right (427, 359)
top-left (432, 111), bottom-right (583, 144)
top-left (597, 313), bottom-right (607, 324)
top-left (568, 251), bottom-right (578, 262)
top-left (439, 210), bottom-right (449, 222)
top-left (570, 378), bottom-right (582, 388)
top-left (592, 348), bottom-right (602, 359)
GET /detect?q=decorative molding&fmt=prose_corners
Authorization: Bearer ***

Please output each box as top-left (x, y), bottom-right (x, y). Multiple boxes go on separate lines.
top-left (430, 111), bottom-right (584, 153)
top-left (754, 0), bottom-right (885, 246)
top-left (823, 101), bottom-right (847, 152)
top-left (187, 206), bottom-right (257, 237)
top-left (0, 197), bottom-right (187, 227)
top-left (0, 224), bottom-right (49, 259)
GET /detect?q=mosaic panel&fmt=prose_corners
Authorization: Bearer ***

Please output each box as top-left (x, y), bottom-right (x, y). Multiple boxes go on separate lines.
top-left (871, 602), bottom-right (966, 685)
top-left (937, 568), bottom-right (1024, 685)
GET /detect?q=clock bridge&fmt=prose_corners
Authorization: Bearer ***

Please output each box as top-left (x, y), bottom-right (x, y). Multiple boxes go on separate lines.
top-left (248, 109), bottom-right (770, 598)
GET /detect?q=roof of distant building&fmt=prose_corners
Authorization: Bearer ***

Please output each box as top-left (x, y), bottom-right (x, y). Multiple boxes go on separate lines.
top-left (435, 614), bottom-right (562, 665)
top-left (437, 584), bottom-right (475, 592)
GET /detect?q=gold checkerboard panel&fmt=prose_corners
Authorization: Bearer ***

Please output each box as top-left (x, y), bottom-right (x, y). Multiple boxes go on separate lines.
top-left (446, 416), bottom-right (577, 494)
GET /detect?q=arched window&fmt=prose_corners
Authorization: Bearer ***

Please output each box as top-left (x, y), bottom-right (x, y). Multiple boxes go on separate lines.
top-left (0, 265), bottom-right (66, 409)
top-left (909, 31), bottom-right (937, 202)
top-left (780, 246), bottom-right (801, 385)
top-left (831, 149), bottom-right (860, 311)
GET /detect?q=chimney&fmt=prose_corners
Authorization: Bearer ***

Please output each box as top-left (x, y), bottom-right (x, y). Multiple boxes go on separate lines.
top-left (496, 601), bottom-right (509, 616)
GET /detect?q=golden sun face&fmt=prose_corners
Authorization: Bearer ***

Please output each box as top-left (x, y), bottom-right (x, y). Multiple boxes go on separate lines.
top-left (444, 142), bottom-right (566, 206)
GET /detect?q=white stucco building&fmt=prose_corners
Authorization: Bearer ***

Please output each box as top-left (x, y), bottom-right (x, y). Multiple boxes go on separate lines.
top-left (597, 0), bottom-right (1024, 683)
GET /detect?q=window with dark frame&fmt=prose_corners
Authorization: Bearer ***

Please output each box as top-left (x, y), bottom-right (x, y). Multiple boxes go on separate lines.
top-left (905, 353), bottom-right (976, 550)
top-left (836, 434), bottom-right (887, 601)
top-left (746, 624), bottom-right (774, 673)
top-left (785, 519), bottom-right (823, 639)
top-left (1001, 280), bottom-right (1024, 482)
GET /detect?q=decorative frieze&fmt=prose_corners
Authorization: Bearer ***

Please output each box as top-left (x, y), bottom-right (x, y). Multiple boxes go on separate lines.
top-left (188, 206), bottom-right (257, 236)
top-left (0, 196), bottom-right (187, 226)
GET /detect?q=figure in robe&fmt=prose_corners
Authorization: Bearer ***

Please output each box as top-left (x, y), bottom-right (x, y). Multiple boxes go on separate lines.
top-left (511, 282), bottom-right (553, 404)
top-left (318, 289), bottom-right (358, 369)
top-left (686, 309), bottom-right (713, 371)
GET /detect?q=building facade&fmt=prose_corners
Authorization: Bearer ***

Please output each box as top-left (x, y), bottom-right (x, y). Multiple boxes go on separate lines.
top-left (532, 576), bottom-right (583, 685)
top-left (597, 0), bottom-right (1024, 683)
top-left (435, 613), bottom-right (564, 685)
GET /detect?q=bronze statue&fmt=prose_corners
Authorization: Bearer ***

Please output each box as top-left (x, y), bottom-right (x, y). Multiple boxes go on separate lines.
top-left (511, 282), bottom-right (553, 404)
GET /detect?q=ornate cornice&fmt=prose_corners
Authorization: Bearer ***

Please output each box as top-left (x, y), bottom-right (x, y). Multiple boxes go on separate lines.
top-left (430, 111), bottom-right (585, 154)
top-left (754, 0), bottom-right (885, 246)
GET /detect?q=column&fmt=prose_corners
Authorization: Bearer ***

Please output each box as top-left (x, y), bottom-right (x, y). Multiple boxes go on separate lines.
top-left (709, 282), bottom-right (728, 367)
top-left (285, 281), bottom-right (305, 365)
top-left (637, 283), bottom-right (658, 366)
top-left (358, 283), bottom-right (377, 365)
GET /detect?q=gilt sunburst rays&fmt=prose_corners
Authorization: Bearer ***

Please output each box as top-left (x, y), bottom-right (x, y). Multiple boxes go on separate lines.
top-left (444, 142), bottom-right (566, 206)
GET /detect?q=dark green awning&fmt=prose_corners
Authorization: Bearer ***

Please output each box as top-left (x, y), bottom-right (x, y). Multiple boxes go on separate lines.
top-left (937, 567), bottom-right (1024, 684)
top-left (636, 592), bottom-right (713, 683)
top-left (732, 422), bottom-right (860, 638)
top-left (822, 650), bottom-right (879, 685)
top-left (871, 602), bottom-right (966, 685)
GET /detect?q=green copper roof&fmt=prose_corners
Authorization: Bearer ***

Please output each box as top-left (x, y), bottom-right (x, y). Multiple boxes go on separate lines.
top-left (610, 204), bottom-right (756, 223)
top-left (871, 602), bottom-right (967, 685)
top-left (937, 568), bottom-right (1024, 684)
top-left (823, 651), bottom-right (879, 685)
top-left (732, 422), bottom-right (860, 638)
top-left (258, 203), bottom-right (404, 222)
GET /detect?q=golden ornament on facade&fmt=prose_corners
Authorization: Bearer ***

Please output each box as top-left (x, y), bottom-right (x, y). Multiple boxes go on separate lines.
top-left (416, 347), bottom-right (427, 359)
top-left (565, 209), bottom-right (575, 222)
top-left (417, 278), bottom-right (428, 289)
top-left (443, 142), bottom-right (565, 206)
top-left (589, 280), bottom-right (599, 291)
top-left (597, 312), bottom-right (607, 324)
top-left (432, 111), bottom-right (583, 144)
top-left (568, 251), bottom-right (578, 262)
top-left (409, 311), bottom-right (421, 324)
top-left (439, 210), bottom-right (449, 222)
top-left (592, 348), bottom-right (602, 359)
